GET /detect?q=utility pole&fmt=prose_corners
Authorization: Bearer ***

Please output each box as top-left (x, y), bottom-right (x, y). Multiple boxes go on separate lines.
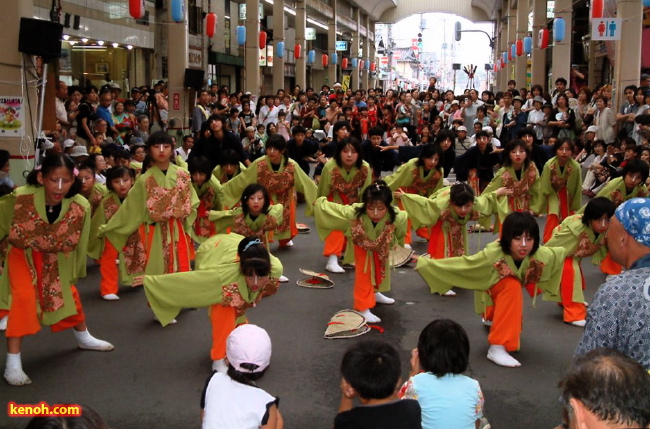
top-left (387, 23), bottom-right (393, 90)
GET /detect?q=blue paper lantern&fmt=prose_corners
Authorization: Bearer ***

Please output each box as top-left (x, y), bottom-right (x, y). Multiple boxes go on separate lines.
top-left (644, 0), bottom-right (650, 7)
top-left (351, 58), bottom-right (358, 68)
top-left (307, 50), bottom-right (315, 65)
top-left (236, 26), bottom-right (246, 46)
top-left (503, 52), bottom-right (508, 64)
top-left (523, 37), bottom-right (532, 55)
top-left (171, 0), bottom-right (184, 22)
top-left (510, 44), bottom-right (516, 59)
top-left (331, 52), bottom-right (338, 65)
top-left (554, 18), bottom-right (566, 43)
top-left (276, 42), bottom-right (285, 58)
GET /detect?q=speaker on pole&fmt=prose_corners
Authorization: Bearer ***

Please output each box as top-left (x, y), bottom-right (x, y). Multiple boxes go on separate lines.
top-left (452, 63), bottom-right (461, 71)
top-left (184, 68), bottom-right (205, 90)
top-left (18, 18), bottom-right (64, 60)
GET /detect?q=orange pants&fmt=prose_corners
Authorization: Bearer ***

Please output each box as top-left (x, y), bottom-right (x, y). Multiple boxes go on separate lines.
top-left (209, 305), bottom-right (237, 360)
top-left (483, 277), bottom-right (523, 352)
top-left (543, 214), bottom-right (560, 243)
top-left (427, 221), bottom-right (447, 259)
top-left (323, 230), bottom-right (346, 257)
top-left (99, 240), bottom-right (119, 297)
top-left (353, 246), bottom-right (378, 311)
top-left (600, 252), bottom-right (622, 275)
top-left (2, 248), bottom-right (85, 338)
top-left (560, 258), bottom-right (587, 322)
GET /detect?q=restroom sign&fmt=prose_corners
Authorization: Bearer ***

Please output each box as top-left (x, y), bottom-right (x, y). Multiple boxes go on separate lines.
top-left (591, 18), bottom-right (621, 41)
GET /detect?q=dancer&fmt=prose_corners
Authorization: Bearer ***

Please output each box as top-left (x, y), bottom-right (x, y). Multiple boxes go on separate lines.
top-left (416, 212), bottom-right (565, 367)
top-left (317, 137), bottom-right (372, 273)
top-left (76, 161), bottom-right (107, 217)
top-left (314, 181), bottom-right (407, 323)
top-left (209, 184), bottom-right (283, 247)
top-left (545, 197), bottom-right (615, 327)
top-left (0, 154), bottom-right (113, 386)
top-left (222, 134), bottom-right (317, 248)
top-left (143, 234), bottom-right (282, 372)
top-left (385, 144), bottom-right (444, 247)
top-left (188, 156), bottom-right (223, 243)
top-left (89, 166), bottom-right (145, 301)
top-left (539, 138), bottom-right (582, 242)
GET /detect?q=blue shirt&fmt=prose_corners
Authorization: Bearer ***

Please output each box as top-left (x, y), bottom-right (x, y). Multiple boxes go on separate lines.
top-left (96, 105), bottom-right (114, 127)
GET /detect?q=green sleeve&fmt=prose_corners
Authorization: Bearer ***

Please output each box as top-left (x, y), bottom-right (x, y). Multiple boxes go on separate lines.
top-left (210, 176), bottom-right (225, 211)
top-left (482, 167), bottom-right (505, 195)
top-left (208, 208), bottom-right (237, 232)
top-left (101, 178), bottom-right (148, 250)
top-left (399, 193), bottom-right (441, 229)
top-left (538, 159), bottom-right (553, 197)
top-left (0, 193), bottom-right (16, 241)
top-left (568, 159), bottom-right (583, 212)
top-left (313, 197), bottom-right (356, 241)
top-left (528, 166), bottom-right (543, 214)
top-left (474, 191), bottom-right (500, 217)
top-left (88, 197), bottom-right (109, 260)
top-left (222, 160), bottom-right (259, 207)
top-left (544, 220), bottom-right (579, 253)
top-left (317, 160), bottom-right (335, 198)
top-left (535, 246), bottom-right (566, 301)
top-left (361, 162), bottom-right (373, 193)
top-left (385, 159), bottom-right (416, 191)
top-left (595, 177), bottom-right (622, 200)
top-left (394, 210), bottom-right (408, 245)
top-left (71, 197), bottom-right (92, 284)
top-left (291, 159), bottom-right (318, 216)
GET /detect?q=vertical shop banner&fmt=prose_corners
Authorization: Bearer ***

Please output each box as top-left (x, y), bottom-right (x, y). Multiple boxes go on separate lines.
top-left (0, 97), bottom-right (25, 137)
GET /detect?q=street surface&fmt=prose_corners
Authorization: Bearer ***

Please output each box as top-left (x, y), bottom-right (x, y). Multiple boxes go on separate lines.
top-left (1, 206), bottom-right (602, 429)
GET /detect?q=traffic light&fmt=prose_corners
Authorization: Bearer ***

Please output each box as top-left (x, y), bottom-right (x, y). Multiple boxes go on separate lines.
top-left (417, 33), bottom-right (423, 50)
top-left (455, 22), bottom-right (462, 42)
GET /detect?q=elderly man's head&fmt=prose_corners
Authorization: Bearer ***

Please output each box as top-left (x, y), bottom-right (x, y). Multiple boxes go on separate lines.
top-left (608, 198), bottom-right (650, 268)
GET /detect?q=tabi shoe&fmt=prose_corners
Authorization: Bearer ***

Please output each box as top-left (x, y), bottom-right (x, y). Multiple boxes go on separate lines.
top-left (4, 353), bottom-right (31, 386)
top-left (482, 318), bottom-right (493, 327)
top-left (487, 345), bottom-right (521, 367)
top-left (284, 240), bottom-right (294, 247)
top-left (359, 309), bottom-right (381, 323)
top-left (74, 330), bottom-right (114, 351)
top-left (0, 315), bottom-right (7, 331)
top-left (442, 289), bottom-right (457, 296)
top-left (374, 292), bottom-right (395, 305)
top-left (154, 316), bottom-right (177, 325)
top-left (570, 320), bottom-right (586, 327)
top-left (102, 294), bottom-right (120, 301)
top-left (212, 358), bottom-right (228, 373)
top-left (279, 275), bottom-right (289, 283)
top-left (325, 255), bottom-right (345, 273)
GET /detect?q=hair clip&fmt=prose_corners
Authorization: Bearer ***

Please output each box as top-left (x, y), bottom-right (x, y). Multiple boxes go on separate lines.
top-left (73, 168), bottom-right (79, 177)
top-left (375, 183), bottom-right (381, 190)
top-left (243, 238), bottom-right (262, 252)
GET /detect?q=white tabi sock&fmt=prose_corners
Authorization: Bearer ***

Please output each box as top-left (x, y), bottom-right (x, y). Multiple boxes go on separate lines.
top-left (74, 329), bottom-right (114, 351)
top-left (4, 353), bottom-right (31, 386)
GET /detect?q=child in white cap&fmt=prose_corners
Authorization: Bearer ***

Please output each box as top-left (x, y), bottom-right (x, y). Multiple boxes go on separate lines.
top-left (201, 324), bottom-right (283, 429)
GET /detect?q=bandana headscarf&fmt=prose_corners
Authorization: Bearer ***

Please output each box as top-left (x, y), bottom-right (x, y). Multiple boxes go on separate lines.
top-left (615, 198), bottom-right (650, 247)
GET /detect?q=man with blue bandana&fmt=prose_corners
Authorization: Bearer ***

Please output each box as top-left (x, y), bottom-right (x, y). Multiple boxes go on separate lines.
top-left (575, 198), bottom-right (650, 370)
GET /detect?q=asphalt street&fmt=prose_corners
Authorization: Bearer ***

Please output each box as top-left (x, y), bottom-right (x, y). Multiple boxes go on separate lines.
top-left (0, 206), bottom-right (604, 429)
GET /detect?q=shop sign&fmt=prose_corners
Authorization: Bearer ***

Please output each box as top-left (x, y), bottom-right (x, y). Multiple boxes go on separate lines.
top-left (306, 28), bottom-right (316, 41)
top-left (267, 44), bottom-right (274, 67)
top-left (173, 93), bottom-right (180, 110)
top-left (335, 41), bottom-right (347, 51)
top-left (259, 47), bottom-right (266, 66)
top-left (239, 4), bottom-right (246, 20)
top-left (189, 47), bottom-right (203, 67)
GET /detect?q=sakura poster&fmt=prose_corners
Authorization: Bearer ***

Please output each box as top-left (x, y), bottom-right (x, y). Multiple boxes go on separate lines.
top-left (0, 97), bottom-right (25, 137)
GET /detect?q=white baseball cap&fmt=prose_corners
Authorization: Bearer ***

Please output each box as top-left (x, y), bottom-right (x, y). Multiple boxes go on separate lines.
top-left (63, 139), bottom-right (75, 148)
top-left (484, 126), bottom-right (494, 134)
top-left (226, 325), bottom-right (272, 373)
top-left (69, 145), bottom-right (89, 157)
top-left (586, 125), bottom-right (598, 134)
top-left (457, 126), bottom-right (468, 132)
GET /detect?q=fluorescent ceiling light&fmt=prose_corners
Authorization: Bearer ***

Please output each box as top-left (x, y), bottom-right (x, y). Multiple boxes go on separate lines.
top-left (307, 17), bottom-right (328, 30)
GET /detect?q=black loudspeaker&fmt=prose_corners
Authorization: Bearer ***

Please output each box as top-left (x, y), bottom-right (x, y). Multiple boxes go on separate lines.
top-left (18, 18), bottom-right (63, 59)
top-left (184, 68), bottom-right (205, 90)
top-left (452, 63), bottom-right (461, 70)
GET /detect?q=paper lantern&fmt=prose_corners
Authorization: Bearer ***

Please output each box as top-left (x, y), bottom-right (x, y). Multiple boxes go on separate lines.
top-left (308, 50), bottom-right (315, 65)
top-left (503, 52), bottom-right (508, 64)
top-left (236, 26), bottom-right (246, 46)
top-left (538, 29), bottom-right (549, 49)
top-left (554, 18), bottom-right (565, 43)
top-left (171, 0), bottom-right (184, 22)
top-left (276, 42), bottom-right (285, 58)
top-left (591, 0), bottom-right (603, 18)
top-left (351, 58), bottom-right (358, 68)
top-left (129, 0), bottom-right (146, 19)
top-left (342, 58), bottom-right (348, 69)
top-left (500, 58), bottom-right (505, 69)
top-left (331, 52), bottom-right (338, 65)
top-left (294, 44), bottom-right (301, 59)
top-left (370, 62), bottom-right (376, 71)
top-left (510, 44), bottom-right (516, 60)
top-left (523, 36), bottom-right (532, 54)
top-left (644, 0), bottom-right (650, 7)
top-left (360, 60), bottom-right (366, 70)
top-left (259, 31), bottom-right (267, 49)
top-left (322, 54), bottom-right (328, 67)
top-left (205, 13), bottom-right (216, 38)
top-left (516, 39), bottom-right (523, 56)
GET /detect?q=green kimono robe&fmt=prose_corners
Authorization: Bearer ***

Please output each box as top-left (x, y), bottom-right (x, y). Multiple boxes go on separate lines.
top-left (99, 164), bottom-right (199, 276)
top-left (84, 182), bottom-right (108, 217)
top-left (399, 187), bottom-right (499, 257)
top-left (483, 163), bottom-right (541, 230)
top-left (416, 241), bottom-right (566, 314)
top-left (539, 157), bottom-right (582, 216)
top-left (385, 158), bottom-right (444, 197)
top-left (209, 204), bottom-right (284, 246)
top-left (314, 197), bottom-right (407, 291)
top-left (212, 162), bottom-right (247, 184)
top-left (221, 156), bottom-right (317, 241)
top-left (143, 233), bottom-right (283, 326)
top-left (545, 214), bottom-right (608, 304)
top-left (190, 176), bottom-right (224, 243)
top-left (0, 187), bottom-right (90, 325)
top-left (318, 159), bottom-right (372, 203)
top-left (589, 177), bottom-right (648, 209)
top-left (88, 192), bottom-right (145, 285)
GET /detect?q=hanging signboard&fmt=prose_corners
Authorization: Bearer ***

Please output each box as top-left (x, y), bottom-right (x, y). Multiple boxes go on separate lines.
top-left (591, 18), bottom-right (621, 41)
top-left (335, 41), bottom-right (347, 51)
top-left (306, 28), bottom-right (316, 41)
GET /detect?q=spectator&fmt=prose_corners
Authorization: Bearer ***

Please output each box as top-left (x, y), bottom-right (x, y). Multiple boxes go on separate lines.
top-left (334, 339), bottom-right (422, 429)
top-left (175, 135), bottom-right (194, 161)
top-left (193, 90), bottom-right (211, 138)
top-left (594, 96), bottom-right (616, 144)
top-left (557, 348), bottom-right (650, 429)
top-left (575, 198), bottom-right (650, 370)
top-left (0, 149), bottom-right (14, 188)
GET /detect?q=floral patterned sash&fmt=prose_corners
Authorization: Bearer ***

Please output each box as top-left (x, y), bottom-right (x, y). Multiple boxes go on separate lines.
top-left (257, 161), bottom-right (295, 233)
top-left (439, 209), bottom-right (480, 257)
top-left (232, 213), bottom-right (278, 243)
top-left (329, 166), bottom-right (368, 204)
top-left (408, 167), bottom-right (442, 196)
top-left (572, 232), bottom-right (603, 259)
top-left (493, 257), bottom-right (545, 287)
top-left (8, 194), bottom-right (85, 312)
top-left (220, 278), bottom-right (280, 317)
top-left (89, 187), bottom-right (104, 217)
top-left (104, 198), bottom-right (145, 275)
top-left (550, 163), bottom-right (572, 192)
top-left (195, 187), bottom-right (216, 238)
top-left (350, 219), bottom-right (395, 286)
top-left (501, 163), bottom-right (537, 211)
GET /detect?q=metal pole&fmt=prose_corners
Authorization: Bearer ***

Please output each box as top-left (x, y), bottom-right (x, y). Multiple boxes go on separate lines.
top-left (36, 62), bottom-right (48, 148)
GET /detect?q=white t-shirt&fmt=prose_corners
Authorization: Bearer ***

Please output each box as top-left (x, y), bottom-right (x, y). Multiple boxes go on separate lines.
top-left (201, 372), bottom-right (278, 429)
